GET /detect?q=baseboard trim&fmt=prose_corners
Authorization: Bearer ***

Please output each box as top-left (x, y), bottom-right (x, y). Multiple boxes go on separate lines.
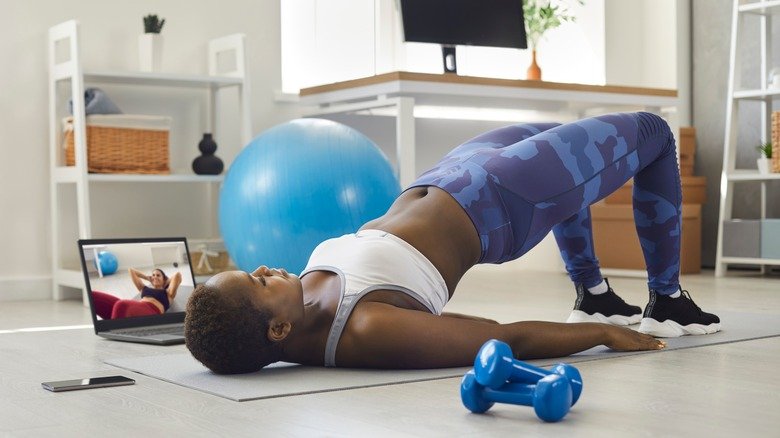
top-left (0, 276), bottom-right (53, 301)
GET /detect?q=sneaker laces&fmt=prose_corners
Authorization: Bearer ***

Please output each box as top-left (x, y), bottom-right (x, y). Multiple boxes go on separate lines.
top-left (607, 288), bottom-right (632, 305)
top-left (681, 290), bottom-right (703, 315)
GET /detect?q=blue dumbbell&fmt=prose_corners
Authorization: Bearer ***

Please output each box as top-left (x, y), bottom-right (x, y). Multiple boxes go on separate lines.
top-left (460, 369), bottom-right (572, 422)
top-left (474, 339), bottom-right (583, 405)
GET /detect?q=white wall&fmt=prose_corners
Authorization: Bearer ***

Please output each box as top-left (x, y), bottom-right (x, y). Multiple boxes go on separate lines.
top-left (282, 0), bottom-right (679, 90)
top-left (281, 0), bottom-right (377, 92)
top-left (282, 0), bottom-right (607, 92)
top-left (0, 0), bottom-right (300, 300)
top-left (84, 242), bottom-right (187, 273)
top-left (605, 0), bottom-right (677, 89)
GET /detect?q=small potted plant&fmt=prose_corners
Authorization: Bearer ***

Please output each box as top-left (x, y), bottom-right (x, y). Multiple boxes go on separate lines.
top-left (139, 14), bottom-right (166, 72)
top-left (523, 0), bottom-right (582, 80)
top-left (144, 14), bottom-right (166, 34)
top-left (757, 142), bottom-right (772, 174)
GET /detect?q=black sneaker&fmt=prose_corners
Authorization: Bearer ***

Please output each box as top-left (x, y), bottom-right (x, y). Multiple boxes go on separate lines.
top-left (638, 289), bottom-right (721, 337)
top-left (566, 278), bottom-right (642, 325)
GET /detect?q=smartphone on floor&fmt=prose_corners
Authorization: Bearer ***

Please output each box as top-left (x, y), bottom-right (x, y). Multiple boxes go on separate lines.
top-left (42, 375), bottom-right (135, 392)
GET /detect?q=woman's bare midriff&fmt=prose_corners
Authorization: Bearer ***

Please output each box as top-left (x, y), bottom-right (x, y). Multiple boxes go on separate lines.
top-left (360, 186), bottom-right (482, 295)
top-left (300, 187), bottom-right (483, 365)
top-left (141, 297), bottom-right (165, 314)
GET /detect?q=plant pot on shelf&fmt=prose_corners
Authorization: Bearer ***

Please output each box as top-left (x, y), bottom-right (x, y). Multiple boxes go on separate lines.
top-left (757, 157), bottom-right (771, 174)
top-left (527, 49), bottom-right (542, 81)
top-left (138, 33), bottom-right (163, 72)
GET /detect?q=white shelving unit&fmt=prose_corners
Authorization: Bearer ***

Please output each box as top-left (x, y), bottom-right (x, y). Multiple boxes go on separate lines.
top-left (715, 1), bottom-right (780, 276)
top-left (47, 20), bottom-right (251, 300)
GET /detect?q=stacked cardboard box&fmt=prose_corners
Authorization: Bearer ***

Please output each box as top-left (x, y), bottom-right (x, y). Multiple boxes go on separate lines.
top-left (591, 127), bottom-right (703, 273)
top-left (679, 127), bottom-right (696, 176)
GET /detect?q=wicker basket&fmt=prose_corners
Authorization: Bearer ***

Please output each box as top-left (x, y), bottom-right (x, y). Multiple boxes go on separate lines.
top-left (772, 111), bottom-right (780, 173)
top-left (63, 115), bottom-right (171, 174)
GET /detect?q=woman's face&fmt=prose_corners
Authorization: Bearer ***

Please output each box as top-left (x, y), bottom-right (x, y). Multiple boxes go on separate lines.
top-left (150, 269), bottom-right (167, 289)
top-left (211, 266), bottom-right (304, 323)
top-left (247, 266), bottom-right (304, 320)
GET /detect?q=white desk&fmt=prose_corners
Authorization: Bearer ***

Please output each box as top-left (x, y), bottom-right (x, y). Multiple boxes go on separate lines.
top-left (299, 71), bottom-right (679, 186)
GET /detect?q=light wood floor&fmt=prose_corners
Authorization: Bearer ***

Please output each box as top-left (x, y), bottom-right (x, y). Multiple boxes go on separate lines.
top-left (2, 268), bottom-right (779, 436)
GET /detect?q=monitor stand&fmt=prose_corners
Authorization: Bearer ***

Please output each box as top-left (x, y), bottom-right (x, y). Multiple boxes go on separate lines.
top-left (441, 45), bottom-right (457, 74)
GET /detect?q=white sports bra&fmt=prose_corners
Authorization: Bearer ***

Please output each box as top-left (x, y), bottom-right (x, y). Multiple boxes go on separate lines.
top-left (300, 229), bottom-right (449, 367)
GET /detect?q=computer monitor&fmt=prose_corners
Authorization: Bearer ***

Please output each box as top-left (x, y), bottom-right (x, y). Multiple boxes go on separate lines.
top-left (398, 0), bottom-right (527, 73)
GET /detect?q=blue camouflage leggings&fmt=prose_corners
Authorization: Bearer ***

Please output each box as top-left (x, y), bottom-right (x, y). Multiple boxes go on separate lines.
top-left (409, 112), bottom-right (682, 294)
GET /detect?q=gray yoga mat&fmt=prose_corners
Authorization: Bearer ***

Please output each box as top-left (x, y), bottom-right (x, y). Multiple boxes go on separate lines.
top-left (105, 312), bottom-right (780, 402)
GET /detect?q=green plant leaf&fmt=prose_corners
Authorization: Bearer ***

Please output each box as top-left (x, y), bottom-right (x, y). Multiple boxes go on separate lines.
top-left (523, 0), bottom-right (584, 48)
top-left (757, 142), bottom-right (773, 158)
top-left (143, 13), bottom-right (165, 33)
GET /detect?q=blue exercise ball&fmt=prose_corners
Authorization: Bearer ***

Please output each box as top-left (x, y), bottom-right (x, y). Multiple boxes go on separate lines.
top-left (219, 118), bottom-right (400, 274)
top-left (96, 251), bottom-right (118, 275)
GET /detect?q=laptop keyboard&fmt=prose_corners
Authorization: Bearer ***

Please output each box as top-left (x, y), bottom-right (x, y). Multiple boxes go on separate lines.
top-left (114, 325), bottom-right (184, 337)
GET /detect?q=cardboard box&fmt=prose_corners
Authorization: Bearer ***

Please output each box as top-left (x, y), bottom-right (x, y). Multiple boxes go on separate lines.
top-left (761, 219), bottom-right (780, 259)
top-left (604, 176), bottom-right (707, 205)
top-left (722, 220), bottom-right (761, 258)
top-left (591, 203), bottom-right (701, 273)
top-left (679, 126), bottom-right (696, 176)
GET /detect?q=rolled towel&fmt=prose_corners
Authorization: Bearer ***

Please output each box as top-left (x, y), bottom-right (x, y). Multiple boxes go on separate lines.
top-left (69, 88), bottom-right (123, 115)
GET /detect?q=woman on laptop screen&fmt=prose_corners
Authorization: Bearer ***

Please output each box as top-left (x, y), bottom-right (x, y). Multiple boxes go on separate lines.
top-left (92, 268), bottom-right (182, 319)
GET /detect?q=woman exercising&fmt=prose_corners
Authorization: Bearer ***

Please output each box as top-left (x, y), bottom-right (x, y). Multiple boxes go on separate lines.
top-left (92, 268), bottom-right (182, 319)
top-left (185, 112), bottom-right (720, 374)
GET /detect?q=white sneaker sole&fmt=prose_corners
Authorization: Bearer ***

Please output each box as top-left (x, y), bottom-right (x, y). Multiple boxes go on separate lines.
top-left (566, 310), bottom-right (642, 326)
top-left (637, 317), bottom-right (721, 338)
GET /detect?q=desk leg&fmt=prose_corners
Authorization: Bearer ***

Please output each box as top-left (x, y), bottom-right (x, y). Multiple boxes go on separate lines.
top-left (396, 97), bottom-right (416, 187)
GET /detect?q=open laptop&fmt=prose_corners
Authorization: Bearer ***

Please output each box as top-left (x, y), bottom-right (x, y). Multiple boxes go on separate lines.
top-left (78, 237), bottom-right (198, 345)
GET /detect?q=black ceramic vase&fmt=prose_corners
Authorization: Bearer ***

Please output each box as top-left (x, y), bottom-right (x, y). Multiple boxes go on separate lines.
top-left (192, 133), bottom-right (224, 175)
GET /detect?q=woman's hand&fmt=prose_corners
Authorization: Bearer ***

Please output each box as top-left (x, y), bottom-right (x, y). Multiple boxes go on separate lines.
top-left (603, 325), bottom-right (666, 352)
top-left (133, 269), bottom-right (149, 281)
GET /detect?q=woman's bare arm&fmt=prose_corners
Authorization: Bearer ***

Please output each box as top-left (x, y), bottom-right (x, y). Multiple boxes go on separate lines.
top-left (441, 312), bottom-right (498, 324)
top-left (167, 272), bottom-right (182, 300)
top-left (128, 268), bottom-right (147, 292)
top-left (335, 302), bottom-right (664, 369)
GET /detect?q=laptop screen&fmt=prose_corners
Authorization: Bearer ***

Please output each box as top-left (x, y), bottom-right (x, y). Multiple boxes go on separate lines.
top-left (78, 237), bottom-right (197, 332)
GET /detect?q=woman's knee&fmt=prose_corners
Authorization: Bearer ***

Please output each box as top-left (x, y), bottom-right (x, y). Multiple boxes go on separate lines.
top-left (633, 112), bottom-right (676, 163)
top-left (635, 112), bottom-right (673, 144)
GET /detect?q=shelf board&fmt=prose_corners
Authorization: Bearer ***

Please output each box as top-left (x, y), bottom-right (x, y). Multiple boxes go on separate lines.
top-left (739, 0), bottom-right (780, 15)
top-left (721, 256), bottom-right (780, 266)
top-left (88, 174), bottom-right (224, 183)
top-left (82, 71), bottom-right (243, 88)
top-left (53, 167), bottom-right (80, 183)
top-left (727, 170), bottom-right (780, 181)
top-left (53, 168), bottom-right (224, 183)
top-left (55, 268), bottom-right (86, 289)
top-left (733, 88), bottom-right (780, 100)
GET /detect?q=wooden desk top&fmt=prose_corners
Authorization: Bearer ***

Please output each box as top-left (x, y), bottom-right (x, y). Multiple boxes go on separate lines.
top-left (299, 71), bottom-right (677, 98)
